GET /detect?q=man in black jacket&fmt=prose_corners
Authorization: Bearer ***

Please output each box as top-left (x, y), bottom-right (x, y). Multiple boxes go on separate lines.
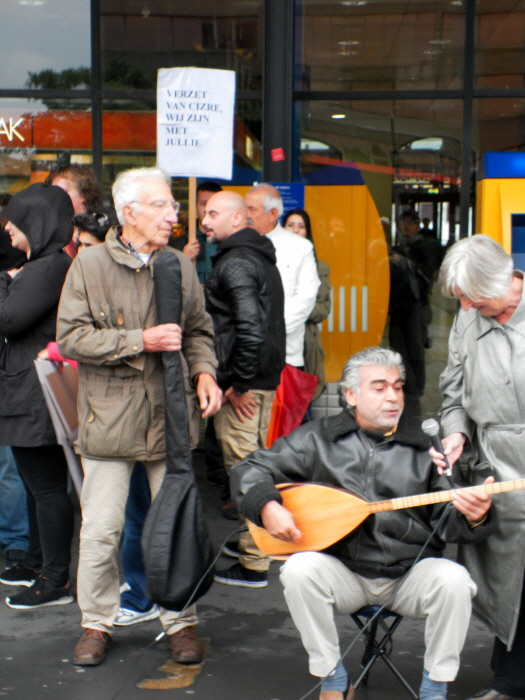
top-left (230, 347), bottom-right (495, 700)
top-left (203, 191), bottom-right (286, 589)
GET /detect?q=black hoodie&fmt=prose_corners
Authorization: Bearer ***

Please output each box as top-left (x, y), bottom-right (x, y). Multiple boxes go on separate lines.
top-left (0, 183), bottom-right (73, 447)
top-left (204, 226), bottom-right (286, 393)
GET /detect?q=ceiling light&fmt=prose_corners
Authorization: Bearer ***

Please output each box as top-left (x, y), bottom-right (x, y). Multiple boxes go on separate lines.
top-left (429, 39), bottom-right (451, 45)
top-left (342, 0), bottom-right (367, 6)
top-left (339, 50), bottom-right (359, 56)
top-left (19, 0), bottom-right (44, 5)
top-left (339, 40), bottom-right (360, 46)
top-left (331, 114), bottom-right (346, 119)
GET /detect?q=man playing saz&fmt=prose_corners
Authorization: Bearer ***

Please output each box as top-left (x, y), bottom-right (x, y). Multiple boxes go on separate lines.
top-left (230, 347), bottom-right (495, 700)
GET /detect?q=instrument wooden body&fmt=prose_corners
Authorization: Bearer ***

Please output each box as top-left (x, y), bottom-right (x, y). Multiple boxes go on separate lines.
top-left (248, 479), bottom-right (525, 559)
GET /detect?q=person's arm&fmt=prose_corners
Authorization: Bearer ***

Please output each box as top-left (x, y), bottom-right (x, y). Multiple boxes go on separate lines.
top-left (217, 256), bottom-right (266, 394)
top-left (438, 316), bottom-right (475, 456)
top-left (283, 243), bottom-right (321, 335)
top-left (307, 261), bottom-right (332, 324)
top-left (57, 257), bottom-right (145, 365)
top-left (0, 261), bottom-right (67, 338)
top-left (178, 253), bottom-right (217, 380)
top-left (230, 427), bottom-right (312, 526)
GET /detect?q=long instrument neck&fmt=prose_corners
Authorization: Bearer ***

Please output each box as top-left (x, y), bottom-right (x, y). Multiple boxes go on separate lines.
top-left (369, 478), bottom-right (525, 514)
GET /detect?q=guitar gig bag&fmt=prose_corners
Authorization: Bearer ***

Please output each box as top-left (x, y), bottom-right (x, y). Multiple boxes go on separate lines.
top-left (141, 250), bottom-right (215, 611)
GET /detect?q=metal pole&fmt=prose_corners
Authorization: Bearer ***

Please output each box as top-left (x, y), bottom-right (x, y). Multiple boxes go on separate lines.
top-left (262, 0), bottom-right (294, 182)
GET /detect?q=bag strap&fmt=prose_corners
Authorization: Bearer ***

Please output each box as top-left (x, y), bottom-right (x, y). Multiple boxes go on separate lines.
top-left (152, 251), bottom-right (191, 475)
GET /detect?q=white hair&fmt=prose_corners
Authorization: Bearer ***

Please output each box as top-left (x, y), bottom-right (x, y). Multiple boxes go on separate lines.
top-left (247, 183), bottom-right (283, 218)
top-left (112, 167), bottom-right (171, 225)
top-left (338, 347), bottom-right (405, 407)
top-left (439, 234), bottom-right (513, 301)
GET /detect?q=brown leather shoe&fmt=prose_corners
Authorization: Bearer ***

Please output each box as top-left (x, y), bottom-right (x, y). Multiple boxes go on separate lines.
top-left (168, 626), bottom-right (203, 664)
top-left (72, 628), bottom-right (112, 666)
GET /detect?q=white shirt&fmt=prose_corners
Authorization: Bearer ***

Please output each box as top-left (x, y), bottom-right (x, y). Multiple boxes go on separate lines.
top-left (266, 224), bottom-right (321, 366)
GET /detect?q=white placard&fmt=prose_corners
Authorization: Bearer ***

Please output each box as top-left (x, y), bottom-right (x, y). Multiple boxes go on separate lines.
top-left (157, 67), bottom-right (236, 180)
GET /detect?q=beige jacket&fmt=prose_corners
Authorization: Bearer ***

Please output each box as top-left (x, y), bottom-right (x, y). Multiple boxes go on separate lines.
top-left (57, 228), bottom-right (217, 461)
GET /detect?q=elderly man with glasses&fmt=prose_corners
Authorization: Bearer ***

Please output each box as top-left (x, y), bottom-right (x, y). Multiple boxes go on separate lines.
top-left (57, 167), bottom-right (221, 667)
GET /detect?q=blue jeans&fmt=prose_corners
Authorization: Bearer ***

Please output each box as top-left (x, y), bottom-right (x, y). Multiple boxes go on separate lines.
top-left (0, 446), bottom-right (29, 554)
top-left (120, 462), bottom-right (154, 613)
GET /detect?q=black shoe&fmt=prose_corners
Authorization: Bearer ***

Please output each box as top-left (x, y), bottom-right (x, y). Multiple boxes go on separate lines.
top-left (4, 549), bottom-right (27, 569)
top-left (0, 564), bottom-right (40, 587)
top-left (214, 562), bottom-right (268, 588)
top-left (222, 540), bottom-right (240, 558)
top-left (6, 578), bottom-right (73, 609)
top-left (465, 691), bottom-right (522, 700)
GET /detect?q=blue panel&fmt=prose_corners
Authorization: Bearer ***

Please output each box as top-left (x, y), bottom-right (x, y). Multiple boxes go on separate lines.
top-left (273, 182), bottom-right (305, 212)
top-left (303, 163), bottom-right (365, 185)
top-left (512, 253), bottom-right (525, 271)
top-left (480, 152), bottom-right (525, 180)
top-left (511, 214), bottom-right (525, 254)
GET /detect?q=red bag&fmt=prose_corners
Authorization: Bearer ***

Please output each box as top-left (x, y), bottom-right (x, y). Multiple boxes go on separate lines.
top-left (266, 364), bottom-right (319, 447)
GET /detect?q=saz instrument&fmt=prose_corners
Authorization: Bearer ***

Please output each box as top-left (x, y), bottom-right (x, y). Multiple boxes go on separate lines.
top-left (248, 479), bottom-right (525, 559)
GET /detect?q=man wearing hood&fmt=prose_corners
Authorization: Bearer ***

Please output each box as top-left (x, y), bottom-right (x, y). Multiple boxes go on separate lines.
top-left (203, 191), bottom-right (286, 588)
top-left (0, 183), bottom-right (75, 609)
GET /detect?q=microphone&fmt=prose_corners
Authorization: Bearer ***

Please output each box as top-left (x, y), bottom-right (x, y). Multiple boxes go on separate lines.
top-left (421, 418), bottom-right (453, 478)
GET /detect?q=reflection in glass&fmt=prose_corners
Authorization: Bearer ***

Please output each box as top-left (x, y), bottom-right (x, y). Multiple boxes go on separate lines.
top-left (295, 0), bottom-right (463, 91)
top-left (1, 0), bottom-right (90, 90)
top-left (100, 1), bottom-right (263, 92)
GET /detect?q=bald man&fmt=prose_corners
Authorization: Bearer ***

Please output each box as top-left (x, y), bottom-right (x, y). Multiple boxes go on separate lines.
top-left (245, 184), bottom-right (320, 368)
top-left (203, 192), bottom-right (286, 588)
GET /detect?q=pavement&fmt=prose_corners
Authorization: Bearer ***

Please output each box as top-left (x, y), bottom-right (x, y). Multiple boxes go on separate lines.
top-left (0, 292), bottom-right (496, 700)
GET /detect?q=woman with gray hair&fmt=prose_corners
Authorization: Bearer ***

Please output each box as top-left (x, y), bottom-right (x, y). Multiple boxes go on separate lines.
top-left (434, 234), bottom-right (525, 700)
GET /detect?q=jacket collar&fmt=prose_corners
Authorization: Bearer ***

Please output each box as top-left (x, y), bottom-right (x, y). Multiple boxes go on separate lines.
top-left (105, 227), bottom-right (163, 270)
top-left (326, 408), bottom-right (430, 450)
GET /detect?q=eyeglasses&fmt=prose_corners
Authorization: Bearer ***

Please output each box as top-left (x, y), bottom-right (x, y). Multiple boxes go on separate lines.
top-left (131, 200), bottom-right (180, 214)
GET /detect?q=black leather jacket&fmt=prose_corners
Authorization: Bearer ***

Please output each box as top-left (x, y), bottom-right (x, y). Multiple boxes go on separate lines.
top-left (231, 409), bottom-right (496, 579)
top-left (204, 227), bottom-right (286, 393)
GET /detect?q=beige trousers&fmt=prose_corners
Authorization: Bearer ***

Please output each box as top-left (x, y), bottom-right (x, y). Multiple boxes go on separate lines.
top-left (78, 456), bottom-right (197, 635)
top-left (214, 389), bottom-right (275, 572)
top-left (280, 552), bottom-right (477, 681)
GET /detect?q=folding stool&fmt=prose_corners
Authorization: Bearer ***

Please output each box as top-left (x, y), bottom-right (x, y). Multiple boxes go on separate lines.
top-left (350, 606), bottom-right (418, 699)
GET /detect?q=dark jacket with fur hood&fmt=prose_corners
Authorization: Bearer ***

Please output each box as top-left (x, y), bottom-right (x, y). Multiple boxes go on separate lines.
top-left (231, 408), bottom-right (496, 579)
top-left (0, 183), bottom-right (73, 446)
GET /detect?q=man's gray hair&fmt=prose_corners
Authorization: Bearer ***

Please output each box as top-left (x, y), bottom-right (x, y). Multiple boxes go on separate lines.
top-left (247, 183), bottom-right (284, 218)
top-left (439, 234), bottom-right (513, 301)
top-left (112, 167), bottom-right (171, 225)
top-left (338, 347), bottom-right (405, 406)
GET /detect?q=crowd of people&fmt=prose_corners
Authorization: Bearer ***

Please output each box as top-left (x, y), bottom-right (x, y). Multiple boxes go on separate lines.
top-left (0, 166), bottom-right (523, 700)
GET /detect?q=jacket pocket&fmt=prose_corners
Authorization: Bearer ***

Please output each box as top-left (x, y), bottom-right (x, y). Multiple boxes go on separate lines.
top-left (80, 377), bottom-right (137, 458)
top-left (0, 367), bottom-right (34, 417)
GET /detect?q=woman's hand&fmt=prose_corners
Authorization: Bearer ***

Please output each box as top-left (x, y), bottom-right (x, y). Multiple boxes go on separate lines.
top-left (429, 432), bottom-right (467, 474)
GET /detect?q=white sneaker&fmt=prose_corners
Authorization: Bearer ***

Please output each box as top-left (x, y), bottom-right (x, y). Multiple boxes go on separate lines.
top-left (114, 604), bottom-right (160, 626)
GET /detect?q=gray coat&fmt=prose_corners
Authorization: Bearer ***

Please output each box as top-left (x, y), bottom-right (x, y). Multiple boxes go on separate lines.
top-left (439, 273), bottom-right (525, 648)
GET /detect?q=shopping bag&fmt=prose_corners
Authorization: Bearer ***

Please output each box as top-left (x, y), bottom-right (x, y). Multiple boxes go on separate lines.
top-left (266, 364), bottom-right (319, 447)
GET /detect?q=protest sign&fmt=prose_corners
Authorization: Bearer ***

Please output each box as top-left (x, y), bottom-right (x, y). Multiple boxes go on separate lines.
top-left (157, 67), bottom-right (236, 180)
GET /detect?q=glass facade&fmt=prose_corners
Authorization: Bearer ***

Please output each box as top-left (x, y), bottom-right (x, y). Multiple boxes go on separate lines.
top-left (1, 0), bottom-right (90, 90)
top-left (2, 0), bottom-right (525, 381)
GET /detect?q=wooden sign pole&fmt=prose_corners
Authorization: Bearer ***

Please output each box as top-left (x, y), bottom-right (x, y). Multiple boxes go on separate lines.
top-left (188, 176), bottom-right (197, 248)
